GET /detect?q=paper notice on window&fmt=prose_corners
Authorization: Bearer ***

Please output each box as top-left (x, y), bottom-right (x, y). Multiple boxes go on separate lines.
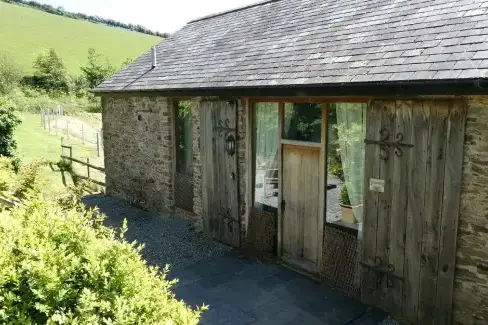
top-left (369, 178), bottom-right (385, 193)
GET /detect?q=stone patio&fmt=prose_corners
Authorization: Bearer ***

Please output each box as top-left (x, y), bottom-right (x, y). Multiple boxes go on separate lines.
top-left (83, 195), bottom-right (388, 325)
top-left (169, 252), bottom-right (387, 325)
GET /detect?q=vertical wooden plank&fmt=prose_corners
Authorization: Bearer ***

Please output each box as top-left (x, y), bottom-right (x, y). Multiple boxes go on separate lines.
top-left (384, 100), bottom-right (411, 315)
top-left (418, 100), bottom-right (448, 324)
top-left (403, 100), bottom-right (429, 321)
top-left (171, 99), bottom-right (178, 214)
top-left (200, 102), bottom-right (213, 235)
top-left (245, 98), bottom-right (253, 236)
top-left (301, 147), bottom-right (321, 269)
top-left (361, 100), bottom-right (382, 306)
top-left (435, 100), bottom-right (466, 325)
top-left (318, 103), bottom-right (327, 270)
top-left (277, 102), bottom-right (284, 257)
top-left (376, 100), bottom-right (395, 309)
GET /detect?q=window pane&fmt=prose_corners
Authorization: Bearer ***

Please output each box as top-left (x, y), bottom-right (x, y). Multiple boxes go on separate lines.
top-left (175, 103), bottom-right (192, 175)
top-left (283, 103), bottom-right (321, 142)
top-left (326, 103), bottom-right (366, 233)
top-left (254, 103), bottom-right (279, 210)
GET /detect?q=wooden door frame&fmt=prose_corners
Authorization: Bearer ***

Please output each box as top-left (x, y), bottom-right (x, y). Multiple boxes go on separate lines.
top-left (246, 98), bottom-right (367, 273)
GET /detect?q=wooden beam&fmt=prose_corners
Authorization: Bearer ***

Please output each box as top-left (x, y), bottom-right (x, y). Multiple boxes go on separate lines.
top-left (318, 103), bottom-right (327, 272)
top-left (280, 139), bottom-right (322, 148)
top-left (277, 102), bottom-right (284, 257)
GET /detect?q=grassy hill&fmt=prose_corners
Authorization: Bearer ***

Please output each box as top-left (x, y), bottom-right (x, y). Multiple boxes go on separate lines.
top-left (0, 1), bottom-right (161, 74)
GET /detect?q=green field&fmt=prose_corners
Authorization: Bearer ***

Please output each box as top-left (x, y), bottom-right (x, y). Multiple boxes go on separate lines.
top-left (14, 113), bottom-right (104, 195)
top-left (0, 1), bottom-right (161, 74)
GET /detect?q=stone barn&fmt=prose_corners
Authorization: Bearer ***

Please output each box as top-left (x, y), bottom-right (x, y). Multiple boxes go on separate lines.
top-left (94, 0), bottom-right (488, 324)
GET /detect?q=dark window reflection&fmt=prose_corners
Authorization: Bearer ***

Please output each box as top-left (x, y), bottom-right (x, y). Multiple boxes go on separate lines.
top-left (283, 103), bottom-right (321, 142)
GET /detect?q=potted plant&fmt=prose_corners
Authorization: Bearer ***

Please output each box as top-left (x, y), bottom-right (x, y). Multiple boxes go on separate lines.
top-left (339, 183), bottom-right (358, 224)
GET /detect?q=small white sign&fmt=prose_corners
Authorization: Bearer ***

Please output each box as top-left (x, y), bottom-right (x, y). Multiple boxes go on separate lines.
top-left (369, 178), bottom-right (385, 193)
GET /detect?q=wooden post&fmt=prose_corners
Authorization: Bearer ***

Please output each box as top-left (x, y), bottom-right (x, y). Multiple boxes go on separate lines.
top-left (86, 158), bottom-right (90, 180)
top-left (96, 133), bottom-right (100, 157)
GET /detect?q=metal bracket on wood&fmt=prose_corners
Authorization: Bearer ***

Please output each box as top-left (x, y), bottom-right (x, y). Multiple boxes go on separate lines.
top-left (219, 208), bottom-right (239, 233)
top-left (364, 128), bottom-right (414, 160)
top-left (360, 257), bottom-right (404, 286)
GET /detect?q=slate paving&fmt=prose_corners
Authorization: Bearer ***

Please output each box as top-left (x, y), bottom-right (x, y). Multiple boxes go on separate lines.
top-left (83, 195), bottom-right (388, 325)
top-left (169, 253), bottom-right (388, 325)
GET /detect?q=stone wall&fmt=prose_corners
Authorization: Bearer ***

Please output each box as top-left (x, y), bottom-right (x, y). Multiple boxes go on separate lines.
top-left (101, 95), bottom-right (174, 213)
top-left (453, 96), bottom-right (488, 325)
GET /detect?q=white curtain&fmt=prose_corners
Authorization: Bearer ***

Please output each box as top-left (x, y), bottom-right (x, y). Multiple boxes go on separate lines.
top-left (335, 103), bottom-right (366, 237)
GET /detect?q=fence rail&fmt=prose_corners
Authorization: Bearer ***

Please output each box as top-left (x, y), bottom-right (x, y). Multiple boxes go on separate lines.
top-left (61, 144), bottom-right (105, 187)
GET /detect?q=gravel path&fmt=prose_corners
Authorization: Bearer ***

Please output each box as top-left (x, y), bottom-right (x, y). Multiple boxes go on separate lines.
top-left (82, 195), bottom-right (231, 269)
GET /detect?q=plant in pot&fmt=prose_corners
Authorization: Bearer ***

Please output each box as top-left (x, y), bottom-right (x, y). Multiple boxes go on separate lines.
top-left (339, 183), bottom-right (358, 224)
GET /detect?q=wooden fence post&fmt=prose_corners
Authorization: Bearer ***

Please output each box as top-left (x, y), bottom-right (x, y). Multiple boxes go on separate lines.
top-left (86, 158), bottom-right (90, 180)
top-left (96, 133), bottom-right (100, 157)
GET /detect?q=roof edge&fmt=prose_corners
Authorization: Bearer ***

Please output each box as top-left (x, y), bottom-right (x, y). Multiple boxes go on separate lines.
top-left (188, 0), bottom-right (280, 24)
top-left (92, 79), bottom-right (488, 97)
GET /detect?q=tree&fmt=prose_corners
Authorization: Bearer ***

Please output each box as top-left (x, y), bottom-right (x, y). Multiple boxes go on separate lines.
top-left (33, 49), bottom-right (70, 94)
top-left (0, 52), bottom-right (22, 95)
top-left (0, 98), bottom-right (21, 158)
top-left (81, 48), bottom-right (116, 89)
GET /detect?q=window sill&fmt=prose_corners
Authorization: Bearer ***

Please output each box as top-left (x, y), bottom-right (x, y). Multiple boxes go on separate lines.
top-left (326, 220), bottom-right (359, 236)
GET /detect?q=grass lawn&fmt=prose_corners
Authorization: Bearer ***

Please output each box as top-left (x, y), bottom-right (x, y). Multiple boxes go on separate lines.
top-left (14, 113), bottom-right (104, 196)
top-left (0, 1), bottom-right (161, 74)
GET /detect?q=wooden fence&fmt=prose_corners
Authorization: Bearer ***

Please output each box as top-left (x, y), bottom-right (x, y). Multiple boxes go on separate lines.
top-left (61, 144), bottom-right (105, 187)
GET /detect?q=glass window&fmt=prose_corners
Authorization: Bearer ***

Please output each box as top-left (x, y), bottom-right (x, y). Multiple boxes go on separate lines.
top-left (283, 103), bottom-right (322, 142)
top-left (254, 103), bottom-right (279, 211)
top-left (326, 103), bottom-right (366, 234)
top-left (175, 103), bottom-right (193, 175)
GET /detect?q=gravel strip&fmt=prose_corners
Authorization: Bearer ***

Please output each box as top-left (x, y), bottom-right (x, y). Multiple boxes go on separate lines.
top-left (82, 195), bottom-right (232, 270)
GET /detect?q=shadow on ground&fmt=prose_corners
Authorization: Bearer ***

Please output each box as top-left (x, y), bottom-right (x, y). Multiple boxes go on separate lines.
top-left (83, 194), bottom-right (389, 325)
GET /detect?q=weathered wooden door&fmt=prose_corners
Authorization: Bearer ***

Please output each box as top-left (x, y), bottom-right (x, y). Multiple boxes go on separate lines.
top-left (200, 100), bottom-right (240, 247)
top-left (281, 143), bottom-right (321, 272)
top-left (361, 99), bottom-right (466, 325)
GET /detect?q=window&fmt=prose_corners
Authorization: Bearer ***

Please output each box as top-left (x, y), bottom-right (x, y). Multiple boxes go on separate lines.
top-left (326, 103), bottom-right (366, 234)
top-left (174, 102), bottom-right (193, 211)
top-left (253, 103), bottom-right (279, 211)
top-left (283, 103), bottom-right (322, 142)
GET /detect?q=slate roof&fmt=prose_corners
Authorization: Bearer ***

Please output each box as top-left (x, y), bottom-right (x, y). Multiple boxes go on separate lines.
top-left (95, 0), bottom-right (488, 93)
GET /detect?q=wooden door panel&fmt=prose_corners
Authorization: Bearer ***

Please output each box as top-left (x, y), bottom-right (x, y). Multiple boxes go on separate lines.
top-left (282, 144), bottom-right (320, 272)
top-left (361, 99), bottom-right (466, 325)
top-left (200, 101), bottom-right (240, 247)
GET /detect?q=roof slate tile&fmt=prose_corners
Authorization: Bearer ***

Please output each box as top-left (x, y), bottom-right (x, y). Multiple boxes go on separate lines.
top-left (95, 0), bottom-right (488, 92)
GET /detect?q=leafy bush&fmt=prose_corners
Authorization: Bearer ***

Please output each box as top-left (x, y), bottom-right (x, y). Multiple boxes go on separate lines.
top-left (81, 48), bottom-right (116, 89)
top-left (30, 49), bottom-right (70, 94)
top-left (0, 195), bottom-right (202, 324)
top-left (0, 98), bottom-right (21, 158)
top-left (340, 183), bottom-right (351, 206)
top-left (0, 52), bottom-right (23, 95)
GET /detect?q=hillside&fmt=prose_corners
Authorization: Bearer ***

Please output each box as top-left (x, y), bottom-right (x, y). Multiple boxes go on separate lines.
top-left (0, 1), bottom-right (161, 74)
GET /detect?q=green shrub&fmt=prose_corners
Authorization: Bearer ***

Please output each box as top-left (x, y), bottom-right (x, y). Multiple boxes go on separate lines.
top-left (340, 183), bottom-right (351, 206)
top-left (0, 195), bottom-right (203, 324)
top-left (31, 49), bottom-right (70, 94)
top-left (0, 99), bottom-right (21, 158)
top-left (81, 48), bottom-right (116, 89)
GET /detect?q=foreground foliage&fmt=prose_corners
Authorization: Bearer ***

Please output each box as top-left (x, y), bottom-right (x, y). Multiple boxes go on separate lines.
top-left (0, 160), bottom-right (202, 324)
top-left (0, 99), bottom-right (21, 159)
